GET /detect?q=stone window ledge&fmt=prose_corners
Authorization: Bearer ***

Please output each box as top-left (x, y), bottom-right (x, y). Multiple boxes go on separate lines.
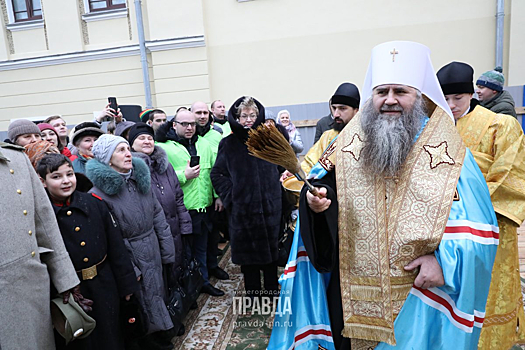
top-left (82, 8), bottom-right (128, 22)
top-left (6, 19), bottom-right (44, 32)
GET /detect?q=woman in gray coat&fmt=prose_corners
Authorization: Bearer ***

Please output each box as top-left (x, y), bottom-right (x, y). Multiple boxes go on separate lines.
top-left (85, 134), bottom-right (176, 350)
top-left (277, 110), bottom-right (304, 157)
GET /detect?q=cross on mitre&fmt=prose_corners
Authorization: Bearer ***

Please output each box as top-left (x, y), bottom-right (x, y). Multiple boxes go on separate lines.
top-left (390, 48), bottom-right (399, 62)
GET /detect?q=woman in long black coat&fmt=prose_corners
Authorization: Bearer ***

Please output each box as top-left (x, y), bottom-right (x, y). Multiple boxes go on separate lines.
top-left (210, 96), bottom-right (282, 299)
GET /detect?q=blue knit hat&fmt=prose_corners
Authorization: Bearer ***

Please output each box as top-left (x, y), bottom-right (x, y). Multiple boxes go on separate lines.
top-left (92, 134), bottom-right (129, 165)
top-left (476, 66), bottom-right (504, 92)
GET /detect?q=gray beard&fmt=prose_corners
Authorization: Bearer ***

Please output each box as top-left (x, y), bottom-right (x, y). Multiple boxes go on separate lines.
top-left (360, 96), bottom-right (426, 177)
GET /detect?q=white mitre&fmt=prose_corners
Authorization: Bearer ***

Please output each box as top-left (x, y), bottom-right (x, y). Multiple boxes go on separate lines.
top-left (360, 41), bottom-right (454, 121)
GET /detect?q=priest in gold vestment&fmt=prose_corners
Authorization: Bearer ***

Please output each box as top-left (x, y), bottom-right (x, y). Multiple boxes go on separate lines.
top-left (438, 61), bottom-right (525, 350)
top-left (268, 42), bottom-right (498, 350)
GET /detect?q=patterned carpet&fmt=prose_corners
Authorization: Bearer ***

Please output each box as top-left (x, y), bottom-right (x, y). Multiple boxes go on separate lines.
top-left (172, 247), bottom-right (274, 350)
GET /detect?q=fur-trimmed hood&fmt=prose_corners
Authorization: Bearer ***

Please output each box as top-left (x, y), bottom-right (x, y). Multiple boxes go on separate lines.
top-left (131, 146), bottom-right (169, 175)
top-left (85, 157), bottom-right (151, 196)
top-left (228, 96), bottom-right (266, 141)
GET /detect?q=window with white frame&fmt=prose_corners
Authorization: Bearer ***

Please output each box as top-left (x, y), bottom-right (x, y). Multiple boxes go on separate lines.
top-left (11, 0), bottom-right (42, 22)
top-left (88, 0), bottom-right (126, 12)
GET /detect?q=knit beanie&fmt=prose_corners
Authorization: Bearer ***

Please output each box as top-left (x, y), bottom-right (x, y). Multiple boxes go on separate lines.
top-left (114, 121), bottom-right (135, 138)
top-left (476, 66), bottom-right (504, 92)
top-left (265, 110), bottom-right (276, 122)
top-left (128, 122), bottom-right (154, 147)
top-left (38, 123), bottom-right (59, 138)
top-left (8, 119), bottom-right (41, 143)
top-left (139, 109), bottom-right (155, 123)
top-left (92, 134), bottom-right (129, 165)
top-left (38, 123), bottom-right (63, 151)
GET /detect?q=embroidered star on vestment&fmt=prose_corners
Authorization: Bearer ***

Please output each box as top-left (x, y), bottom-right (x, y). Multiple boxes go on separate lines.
top-left (423, 141), bottom-right (455, 169)
top-left (341, 133), bottom-right (363, 161)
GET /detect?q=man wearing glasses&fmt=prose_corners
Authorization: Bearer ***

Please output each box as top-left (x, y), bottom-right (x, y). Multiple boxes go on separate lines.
top-left (156, 109), bottom-right (225, 297)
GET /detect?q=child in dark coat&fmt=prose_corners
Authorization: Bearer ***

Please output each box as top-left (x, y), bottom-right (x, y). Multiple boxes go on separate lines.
top-left (37, 153), bottom-right (139, 350)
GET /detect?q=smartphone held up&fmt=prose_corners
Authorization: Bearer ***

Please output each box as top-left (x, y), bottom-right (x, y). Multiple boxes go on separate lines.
top-left (108, 97), bottom-right (118, 114)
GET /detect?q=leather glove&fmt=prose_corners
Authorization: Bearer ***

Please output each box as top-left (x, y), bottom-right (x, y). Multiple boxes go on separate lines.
top-left (62, 285), bottom-right (94, 313)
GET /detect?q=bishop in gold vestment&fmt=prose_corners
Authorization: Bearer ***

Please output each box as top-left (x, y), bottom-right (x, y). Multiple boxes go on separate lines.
top-left (439, 61), bottom-right (525, 350)
top-left (269, 42), bottom-right (499, 350)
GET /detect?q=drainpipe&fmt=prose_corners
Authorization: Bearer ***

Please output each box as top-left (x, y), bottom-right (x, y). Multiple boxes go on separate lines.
top-left (134, 0), bottom-right (152, 108)
top-left (495, 0), bottom-right (504, 68)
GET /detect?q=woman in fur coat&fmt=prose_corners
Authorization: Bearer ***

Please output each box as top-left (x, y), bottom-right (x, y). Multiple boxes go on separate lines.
top-left (210, 96), bottom-right (282, 299)
top-left (85, 134), bottom-right (176, 350)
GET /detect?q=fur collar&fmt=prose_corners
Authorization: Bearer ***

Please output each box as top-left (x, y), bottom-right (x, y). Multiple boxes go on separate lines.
top-left (85, 157), bottom-right (151, 196)
top-left (132, 146), bottom-right (169, 174)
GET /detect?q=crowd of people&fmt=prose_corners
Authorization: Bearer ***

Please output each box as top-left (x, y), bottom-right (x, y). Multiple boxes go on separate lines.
top-left (0, 39), bottom-right (524, 350)
top-left (0, 88), bottom-right (306, 349)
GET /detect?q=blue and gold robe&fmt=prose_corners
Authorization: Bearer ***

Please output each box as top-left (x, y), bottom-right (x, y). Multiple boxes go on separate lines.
top-left (268, 107), bottom-right (498, 350)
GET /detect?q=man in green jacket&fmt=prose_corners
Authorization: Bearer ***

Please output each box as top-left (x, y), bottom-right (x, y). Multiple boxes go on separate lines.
top-left (192, 101), bottom-right (223, 154)
top-left (192, 101), bottom-right (231, 259)
top-left (211, 100), bottom-right (232, 137)
top-left (156, 109), bottom-right (227, 296)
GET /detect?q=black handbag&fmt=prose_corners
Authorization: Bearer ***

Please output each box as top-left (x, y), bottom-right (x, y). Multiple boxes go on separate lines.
top-left (179, 257), bottom-right (204, 303)
top-left (166, 258), bottom-right (204, 332)
top-left (166, 284), bottom-right (185, 335)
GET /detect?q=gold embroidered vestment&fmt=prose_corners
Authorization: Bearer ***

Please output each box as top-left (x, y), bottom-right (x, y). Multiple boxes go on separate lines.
top-left (335, 107), bottom-right (465, 346)
top-left (457, 105), bottom-right (525, 350)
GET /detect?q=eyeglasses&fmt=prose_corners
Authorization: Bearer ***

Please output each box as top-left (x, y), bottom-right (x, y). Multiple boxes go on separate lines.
top-left (174, 121), bottom-right (196, 128)
top-left (239, 114), bottom-right (257, 120)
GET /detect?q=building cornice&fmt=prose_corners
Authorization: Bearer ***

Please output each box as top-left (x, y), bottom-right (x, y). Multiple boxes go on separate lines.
top-left (146, 36), bottom-right (206, 52)
top-left (0, 35), bottom-right (205, 71)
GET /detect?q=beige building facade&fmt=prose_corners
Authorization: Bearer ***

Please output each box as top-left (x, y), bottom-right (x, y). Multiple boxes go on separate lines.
top-left (0, 0), bottom-right (523, 132)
